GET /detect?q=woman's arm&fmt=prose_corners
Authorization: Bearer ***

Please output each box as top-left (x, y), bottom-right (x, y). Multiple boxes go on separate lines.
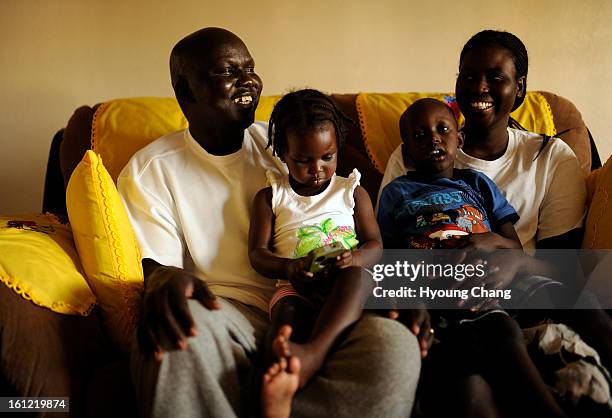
top-left (248, 187), bottom-right (312, 280)
top-left (536, 228), bottom-right (584, 249)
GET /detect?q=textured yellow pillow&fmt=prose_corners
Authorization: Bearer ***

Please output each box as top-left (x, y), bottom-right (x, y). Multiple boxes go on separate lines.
top-left (91, 96), bottom-right (281, 182)
top-left (0, 213), bottom-right (96, 315)
top-left (66, 150), bottom-right (143, 352)
top-left (583, 155), bottom-right (612, 249)
top-left (356, 91), bottom-right (556, 172)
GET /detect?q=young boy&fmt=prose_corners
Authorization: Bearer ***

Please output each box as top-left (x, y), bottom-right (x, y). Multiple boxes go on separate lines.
top-left (377, 97), bottom-right (522, 253)
top-left (377, 98), bottom-right (570, 418)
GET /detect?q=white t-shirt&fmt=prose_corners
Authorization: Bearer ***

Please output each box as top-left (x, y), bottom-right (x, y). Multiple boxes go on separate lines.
top-left (378, 128), bottom-right (587, 250)
top-left (117, 122), bottom-right (286, 312)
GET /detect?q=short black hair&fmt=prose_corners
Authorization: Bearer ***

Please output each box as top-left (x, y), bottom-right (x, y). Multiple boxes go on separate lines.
top-left (459, 29), bottom-right (528, 112)
top-left (399, 98), bottom-right (458, 143)
top-left (267, 89), bottom-right (352, 157)
top-left (169, 27), bottom-right (242, 99)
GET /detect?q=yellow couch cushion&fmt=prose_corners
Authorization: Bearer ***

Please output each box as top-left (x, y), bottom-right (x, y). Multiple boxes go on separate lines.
top-left (66, 150), bottom-right (143, 352)
top-left (356, 91), bottom-right (556, 172)
top-left (91, 96), bottom-right (281, 182)
top-left (0, 213), bottom-right (96, 316)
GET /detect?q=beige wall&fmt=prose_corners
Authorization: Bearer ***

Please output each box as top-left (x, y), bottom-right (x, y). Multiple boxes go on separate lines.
top-left (1, 0), bottom-right (610, 214)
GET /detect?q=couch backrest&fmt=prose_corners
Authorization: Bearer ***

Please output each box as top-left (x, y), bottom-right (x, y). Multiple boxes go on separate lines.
top-left (58, 91), bottom-right (591, 205)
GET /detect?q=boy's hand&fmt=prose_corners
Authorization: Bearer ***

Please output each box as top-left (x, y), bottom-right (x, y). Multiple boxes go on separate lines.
top-left (139, 265), bottom-right (220, 361)
top-left (453, 232), bottom-right (503, 254)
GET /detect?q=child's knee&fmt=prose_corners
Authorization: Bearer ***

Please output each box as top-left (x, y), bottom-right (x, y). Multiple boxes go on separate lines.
top-left (480, 314), bottom-right (524, 347)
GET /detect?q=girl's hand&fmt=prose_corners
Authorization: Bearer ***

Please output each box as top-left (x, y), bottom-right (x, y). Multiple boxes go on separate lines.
top-left (285, 256), bottom-right (314, 283)
top-left (334, 250), bottom-right (357, 269)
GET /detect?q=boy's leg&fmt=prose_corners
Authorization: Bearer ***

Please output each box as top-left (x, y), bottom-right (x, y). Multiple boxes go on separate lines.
top-left (292, 313), bottom-right (421, 418)
top-left (474, 314), bottom-right (568, 418)
top-left (131, 298), bottom-right (268, 418)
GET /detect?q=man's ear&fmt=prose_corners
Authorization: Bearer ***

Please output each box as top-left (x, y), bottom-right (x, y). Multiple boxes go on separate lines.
top-left (174, 77), bottom-right (195, 103)
top-left (457, 131), bottom-right (465, 149)
top-left (516, 76), bottom-right (526, 99)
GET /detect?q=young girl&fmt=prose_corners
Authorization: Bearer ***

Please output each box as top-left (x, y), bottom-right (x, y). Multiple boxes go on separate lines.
top-left (248, 89), bottom-right (382, 418)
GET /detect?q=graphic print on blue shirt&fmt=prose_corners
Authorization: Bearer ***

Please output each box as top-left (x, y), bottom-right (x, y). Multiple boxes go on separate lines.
top-left (378, 169), bottom-right (518, 249)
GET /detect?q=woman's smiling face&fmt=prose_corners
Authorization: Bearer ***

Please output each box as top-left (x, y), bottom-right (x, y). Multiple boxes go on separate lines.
top-left (455, 45), bottom-right (525, 131)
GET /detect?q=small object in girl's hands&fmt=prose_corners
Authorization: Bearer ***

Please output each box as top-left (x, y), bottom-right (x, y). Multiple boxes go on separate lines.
top-left (309, 242), bottom-right (346, 274)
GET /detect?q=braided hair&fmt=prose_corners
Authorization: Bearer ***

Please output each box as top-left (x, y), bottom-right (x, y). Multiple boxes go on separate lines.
top-left (459, 30), bottom-right (528, 130)
top-left (267, 89), bottom-right (352, 157)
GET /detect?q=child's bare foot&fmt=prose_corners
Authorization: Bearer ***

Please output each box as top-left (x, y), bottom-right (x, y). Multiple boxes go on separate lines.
top-left (272, 325), bottom-right (325, 388)
top-left (262, 356), bottom-right (301, 418)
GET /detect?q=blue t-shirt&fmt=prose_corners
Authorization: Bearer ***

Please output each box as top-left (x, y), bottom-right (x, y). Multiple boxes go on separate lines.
top-left (378, 169), bottom-right (519, 249)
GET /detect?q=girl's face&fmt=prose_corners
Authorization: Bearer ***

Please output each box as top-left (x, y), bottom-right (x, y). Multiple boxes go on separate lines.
top-left (283, 122), bottom-right (338, 196)
top-left (455, 45), bottom-right (525, 130)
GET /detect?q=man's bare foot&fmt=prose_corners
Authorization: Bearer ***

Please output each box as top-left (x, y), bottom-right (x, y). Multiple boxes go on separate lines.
top-left (262, 356), bottom-right (301, 418)
top-left (272, 325), bottom-right (326, 387)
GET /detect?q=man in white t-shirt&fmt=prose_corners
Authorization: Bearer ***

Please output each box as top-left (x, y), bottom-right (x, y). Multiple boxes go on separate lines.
top-left (118, 27), bottom-right (420, 418)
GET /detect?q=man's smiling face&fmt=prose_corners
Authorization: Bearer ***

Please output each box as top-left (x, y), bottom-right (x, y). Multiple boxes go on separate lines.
top-left (180, 32), bottom-right (263, 131)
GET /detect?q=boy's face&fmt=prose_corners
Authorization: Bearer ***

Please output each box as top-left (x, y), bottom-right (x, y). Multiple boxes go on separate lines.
top-left (186, 35), bottom-right (262, 130)
top-left (401, 100), bottom-right (464, 178)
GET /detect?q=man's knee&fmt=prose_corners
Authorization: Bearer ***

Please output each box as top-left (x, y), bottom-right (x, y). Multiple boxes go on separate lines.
top-left (354, 314), bottom-right (421, 383)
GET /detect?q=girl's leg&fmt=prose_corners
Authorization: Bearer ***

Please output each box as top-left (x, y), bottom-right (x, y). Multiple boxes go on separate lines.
top-left (260, 297), bottom-right (314, 418)
top-left (280, 266), bottom-right (372, 387)
top-left (261, 355), bottom-right (301, 418)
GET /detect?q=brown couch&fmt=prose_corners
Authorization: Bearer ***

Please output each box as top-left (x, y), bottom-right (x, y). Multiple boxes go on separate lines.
top-left (1, 91), bottom-right (600, 417)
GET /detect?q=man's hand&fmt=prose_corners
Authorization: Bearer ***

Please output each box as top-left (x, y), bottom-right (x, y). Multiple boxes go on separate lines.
top-left (139, 265), bottom-right (220, 361)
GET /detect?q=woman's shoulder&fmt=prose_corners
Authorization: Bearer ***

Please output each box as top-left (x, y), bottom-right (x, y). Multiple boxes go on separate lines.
top-left (509, 128), bottom-right (578, 163)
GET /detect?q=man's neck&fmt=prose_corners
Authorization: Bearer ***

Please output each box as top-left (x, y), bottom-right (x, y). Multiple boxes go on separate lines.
top-left (461, 122), bottom-right (509, 161)
top-left (189, 123), bottom-right (245, 156)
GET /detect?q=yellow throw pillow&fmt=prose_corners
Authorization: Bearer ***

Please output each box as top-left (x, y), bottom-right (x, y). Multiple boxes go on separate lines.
top-left (356, 91), bottom-right (556, 172)
top-left (583, 155), bottom-right (612, 249)
top-left (66, 150), bottom-right (143, 352)
top-left (91, 96), bottom-right (282, 182)
top-left (0, 213), bottom-right (96, 315)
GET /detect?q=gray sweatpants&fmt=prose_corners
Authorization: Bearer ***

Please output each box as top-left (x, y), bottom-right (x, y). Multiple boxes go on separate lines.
top-left (131, 298), bottom-right (420, 418)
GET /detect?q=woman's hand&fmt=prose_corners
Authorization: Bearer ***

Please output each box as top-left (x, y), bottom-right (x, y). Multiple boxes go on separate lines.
top-left (139, 265), bottom-right (220, 361)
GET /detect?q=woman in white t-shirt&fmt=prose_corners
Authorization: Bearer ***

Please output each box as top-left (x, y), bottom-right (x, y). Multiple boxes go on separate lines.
top-left (381, 30), bottom-right (607, 418)
top-left (381, 31), bottom-right (586, 251)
